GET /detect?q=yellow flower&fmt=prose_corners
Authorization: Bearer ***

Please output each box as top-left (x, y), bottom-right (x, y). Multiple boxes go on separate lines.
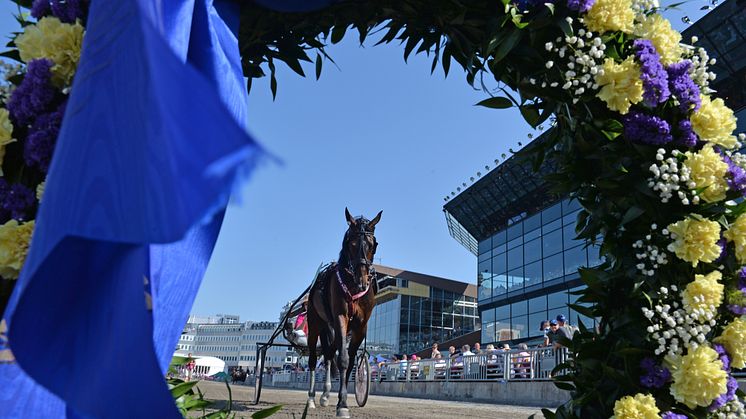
top-left (611, 393), bottom-right (659, 419)
top-left (0, 108), bottom-right (15, 175)
top-left (634, 14), bottom-right (682, 65)
top-left (15, 17), bottom-right (84, 87)
top-left (724, 213), bottom-right (746, 263)
top-left (683, 143), bottom-right (729, 203)
top-left (36, 181), bottom-right (45, 203)
top-left (595, 57), bottom-right (643, 114)
top-left (0, 219), bottom-right (35, 279)
top-left (669, 345), bottom-right (727, 409)
top-left (584, 0), bottom-right (635, 34)
top-left (691, 95), bottom-right (738, 149)
top-left (682, 271), bottom-right (724, 321)
top-left (714, 317), bottom-right (746, 369)
top-left (667, 217), bottom-right (721, 267)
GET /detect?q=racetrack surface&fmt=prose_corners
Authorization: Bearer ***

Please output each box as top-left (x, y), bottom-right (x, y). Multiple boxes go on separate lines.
top-left (193, 381), bottom-right (545, 418)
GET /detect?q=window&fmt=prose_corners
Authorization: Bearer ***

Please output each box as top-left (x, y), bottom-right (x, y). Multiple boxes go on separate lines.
top-left (507, 246), bottom-right (523, 271)
top-left (507, 222), bottom-right (522, 241)
top-left (492, 274), bottom-right (507, 297)
top-left (523, 212), bottom-right (541, 233)
top-left (529, 295), bottom-right (547, 313)
top-left (543, 202), bottom-right (562, 224)
top-left (543, 253), bottom-right (564, 280)
top-left (542, 229), bottom-right (563, 257)
top-left (492, 253), bottom-right (507, 275)
top-left (524, 260), bottom-right (543, 288)
top-left (511, 300), bottom-right (528, 316)
top-left (495, 305), bottom-right (510, 320)
top-left (512, 315), bottom-right (528, 339)
top-left (508, 268), bottom-right (524, 292)
top-left (524, 238), bottom-right (541, 264)
top-left (564, 244), bottom-right (588, 275)
top-left (548, 291), bottom-right (569, 310)
top-left (529, 312), bottom-right (548, 337)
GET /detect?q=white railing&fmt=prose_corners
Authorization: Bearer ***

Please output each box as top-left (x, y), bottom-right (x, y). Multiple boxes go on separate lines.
top-left (268, 347), bottom-right (570, 385)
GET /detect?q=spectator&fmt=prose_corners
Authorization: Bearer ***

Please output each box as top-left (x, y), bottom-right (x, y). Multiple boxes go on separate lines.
top-left (448, 346), bottom-right (457, 361)
top-left (556, 314), bottom-right (577, 337)
top-left (514, 343), bottom-right (531, 378)
top-left (539, 320), bottom-right (551, 346)
top-left (546, 319), bottom-right (572, 375)
top-left (461, 344), bottom-right (474, 356)
top-left (185, 353), bottom-right (196, 382)
top-left (473, 342), bottom-right (482, 354)
top-left (502, 344), bottom-right (511, 352)
top-left (431, 343), bottom-right (441, 359)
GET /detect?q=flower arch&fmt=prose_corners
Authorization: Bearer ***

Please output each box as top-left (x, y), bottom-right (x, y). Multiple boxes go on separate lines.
top-left (1, 0), bottom-right (744, 417)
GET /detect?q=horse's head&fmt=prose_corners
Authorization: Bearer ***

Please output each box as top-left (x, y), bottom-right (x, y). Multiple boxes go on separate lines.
top-left (340, 207), bottom-right (382, 293)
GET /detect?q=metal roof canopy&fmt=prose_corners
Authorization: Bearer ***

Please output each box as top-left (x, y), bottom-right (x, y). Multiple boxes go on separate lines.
top-left (443, 131), bottom-right (559, 255)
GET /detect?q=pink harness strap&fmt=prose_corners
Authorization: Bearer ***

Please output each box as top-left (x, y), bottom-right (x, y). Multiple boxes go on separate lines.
top-left (336, 267), bottom-right (369, 313)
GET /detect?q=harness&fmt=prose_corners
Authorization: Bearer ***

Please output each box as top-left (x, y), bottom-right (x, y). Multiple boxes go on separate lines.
top-left (336, 265), bottom-right (370, 314)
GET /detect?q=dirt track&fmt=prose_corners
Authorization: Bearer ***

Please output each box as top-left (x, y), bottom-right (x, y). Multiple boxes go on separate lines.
top-left (194, 381), bottom-right (545, 419)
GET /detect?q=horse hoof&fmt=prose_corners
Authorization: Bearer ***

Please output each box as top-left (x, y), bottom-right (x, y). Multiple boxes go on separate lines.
top-left (307, 399), bottom-right (316, 409)
top-left (319, 396), bottom-right (329, 407)
top-left (336, 407), bottom-right (350, 418)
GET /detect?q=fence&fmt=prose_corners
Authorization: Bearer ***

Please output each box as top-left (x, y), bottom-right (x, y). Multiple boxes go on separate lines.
top-left (269, 347), bottom-right (570, 386)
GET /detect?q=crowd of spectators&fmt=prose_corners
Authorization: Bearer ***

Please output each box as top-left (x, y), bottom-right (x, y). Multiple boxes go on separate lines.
top-left (374, 314), bottom-right (578, 381)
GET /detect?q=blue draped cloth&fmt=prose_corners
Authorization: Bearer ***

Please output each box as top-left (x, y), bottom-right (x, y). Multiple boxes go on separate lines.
top-left (0, 0), bottom-right (338, 417)
top-left (0, 0), bottom-right (257, 417)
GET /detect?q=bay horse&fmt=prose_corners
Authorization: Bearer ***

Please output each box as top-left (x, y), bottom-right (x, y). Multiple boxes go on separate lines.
top-left (306, 208), bottom-right (381, 418)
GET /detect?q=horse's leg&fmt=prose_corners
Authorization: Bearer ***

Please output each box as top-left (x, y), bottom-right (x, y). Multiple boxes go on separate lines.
top-left (320, 356), bottom-right (333, 407)
top-left (335, 314), bottom-right (350, 418)
top-left (319, 327), bottom-right (333, 407)
top-left (307, 324), bottom-right (319, 409)
top-left (344, 320), bottom-right (366, 386)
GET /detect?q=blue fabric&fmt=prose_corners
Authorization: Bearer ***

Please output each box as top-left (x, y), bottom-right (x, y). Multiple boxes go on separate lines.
top-left (0, 0), bottom-right (262, 417)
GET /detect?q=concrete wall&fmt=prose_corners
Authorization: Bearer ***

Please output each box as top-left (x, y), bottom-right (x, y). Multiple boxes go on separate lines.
top-left (267, 378), bottom-right (568, 408)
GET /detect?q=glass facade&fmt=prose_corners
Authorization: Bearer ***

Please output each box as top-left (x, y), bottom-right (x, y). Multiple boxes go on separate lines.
top-left (366, 279), bottom-right (479, 355)
top-left (477, 198), bottom-right (602, 344)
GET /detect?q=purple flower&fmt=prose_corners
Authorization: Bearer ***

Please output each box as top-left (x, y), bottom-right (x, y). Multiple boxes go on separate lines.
top-left (567, 0), bottom-right (595, 12)
top-left (633, 40), bottom-right (670, 106)
top-left (722, 154), bottom-right (746, 197)
top-left (24, 100), bottom-right (66, 173)
top-left (7, 59), bottom-right (58, 127)
top-left (713, 343), bottom-right (731, 372)
top-left (623, 111), bottom-right (673, 145)
top-left (0, 181), bottom-right (36, 222)
top-left (674, 119), bottom-right (698, 147)
top-left (661, 413), bottom-right (687, 419)
top-left (30, 0), bottom-right (50, 19)
top-left (31, 0), bottom-right (87, 23)
top-left (639, 357), bottom-right (671, 388)
top-left (728, 268), bottom-right (746, 315)
top-left (667, 61), bottom-right (701, 113)
top-left (710, 376), bottom-right (738, 411)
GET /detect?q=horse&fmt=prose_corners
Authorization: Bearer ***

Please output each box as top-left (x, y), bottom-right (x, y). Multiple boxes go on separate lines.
top-left (231, 367), bottom-right (246, 384)
top-left (306, 208), bottom-right (381, 418)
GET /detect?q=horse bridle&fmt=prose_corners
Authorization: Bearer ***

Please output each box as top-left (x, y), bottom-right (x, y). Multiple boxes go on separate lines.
top-left (342, 220), bottom-right (378, 291)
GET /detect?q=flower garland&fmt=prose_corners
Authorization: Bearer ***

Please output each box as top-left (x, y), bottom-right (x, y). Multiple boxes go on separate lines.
top-left (0, 1), bottom-right (88, 310)
top-left (528, 0), bottom-right (746, 416)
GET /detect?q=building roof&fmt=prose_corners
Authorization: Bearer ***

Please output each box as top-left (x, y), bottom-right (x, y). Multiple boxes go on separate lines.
top-left (442, 132), bottom-right (559, 255)
top-left (373, 264), bottom-right (477, 298)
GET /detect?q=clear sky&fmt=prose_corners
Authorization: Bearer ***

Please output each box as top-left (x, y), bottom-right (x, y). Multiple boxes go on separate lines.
top-left (0, 1), bottom-right (718, 322)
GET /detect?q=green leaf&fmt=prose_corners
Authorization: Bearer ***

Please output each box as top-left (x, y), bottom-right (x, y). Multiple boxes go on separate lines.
top-left (331, 24), bottom-right (347, 44)
top-left (553, 381), bottom-right (576, 391)
top-left (170, 381), bottom-right (198, 399)
top-left (315, 53), bottom-right (322, 80)
top-left (251, 405), bottom-right (283, 419)
top-left (620, 206), bottom-right (645, 226)
top-left (520, 105), bottom-right (541, 127)
top-left (493, 29), bottom-right (523, 63)
top-left (475, 96), bottom-right (513, 109)
top-left (0, 49), bottom-right (21, 62)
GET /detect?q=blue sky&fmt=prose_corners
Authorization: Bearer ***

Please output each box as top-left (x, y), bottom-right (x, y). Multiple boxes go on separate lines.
top-left (0, 1), bottom-right (717, 322)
